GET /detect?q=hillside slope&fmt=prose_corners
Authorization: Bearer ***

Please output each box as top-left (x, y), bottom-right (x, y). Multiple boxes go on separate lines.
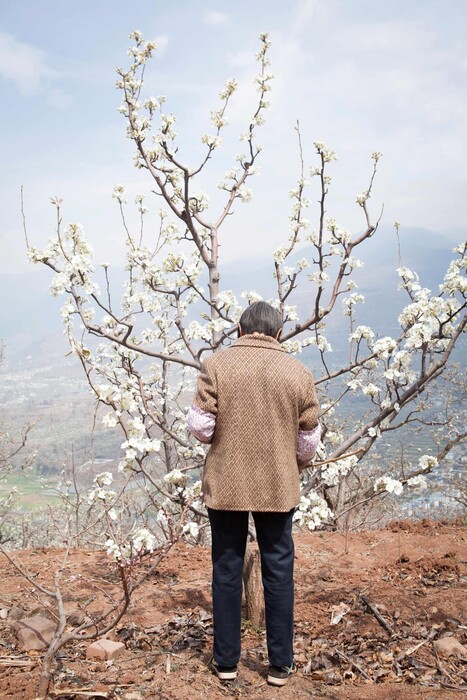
top-left (0, 520), bottom-right (465, 699)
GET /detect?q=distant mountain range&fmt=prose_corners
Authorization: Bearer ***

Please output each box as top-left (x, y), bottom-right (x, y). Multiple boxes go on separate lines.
top-left (0, 226), bottom-right (464, 366)
top-left (223, 225), bottom-right (462, 348)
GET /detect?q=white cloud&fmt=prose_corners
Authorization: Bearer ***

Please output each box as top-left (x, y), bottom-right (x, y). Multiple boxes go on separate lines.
top-left (228, 48), bottom-right (252, 68)
top-left (47, 88), bottom-right (73, 110)
top-left (290, 0), bottom-right (321, 34)
top-left (154, 34), bottom-right (169, 53)
top-left (0, 31), bottom-right (59, 94)
top-left (203, 11), bottom-right (230, 26)
top-left (333, 20), bottom-right (434, 53)
top-left (1, 1), bottom-right (466, 277)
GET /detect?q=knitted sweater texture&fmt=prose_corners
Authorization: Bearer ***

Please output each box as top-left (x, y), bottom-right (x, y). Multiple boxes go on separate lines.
top-left (191, 333), bottom-right (320, 511)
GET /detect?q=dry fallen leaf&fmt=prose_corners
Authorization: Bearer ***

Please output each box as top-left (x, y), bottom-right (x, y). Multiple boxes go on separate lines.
top-left (330, 602), bottom-right (351, 625)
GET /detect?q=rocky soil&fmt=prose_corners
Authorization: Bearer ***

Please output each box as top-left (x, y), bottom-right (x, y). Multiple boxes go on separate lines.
top-left (0, 519), bottom-right (466, 699)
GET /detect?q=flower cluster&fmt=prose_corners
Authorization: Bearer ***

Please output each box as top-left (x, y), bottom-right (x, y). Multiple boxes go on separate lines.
top-left (241, 290), bottom-right (263, 304)
top-left (407, 474), bottom-right (428, 489)
top-left (303, 334), bottom-right (332, 353)
top-left (293, 492), bottom-right (333, 530)
top-left (183, 521), bottom-right (200, 539)
top-left (350, 325), bottom-right (375, 342)
top-left (418, 454), bottom-right (438, 470)
top-left (88, 472), bottom-right (117, 505)
top-left (372, 336), bottom-right (397, 359)
top-left (374, 476), bottom-right (404, 495)
top-left (164, 469), bottom-right (187, 488)
top-left (313, 140), bottom-right (338, 163)
top-left (105, 526), bottom-right (157, 562)
top-left (342, 293), bottom-right (365, 317)
top-left (281, 339), bottom-right (303, 355)
top-left (132, 527), bottom-right (157, 553)
top-left (321, 455), bottom-right (358, 487)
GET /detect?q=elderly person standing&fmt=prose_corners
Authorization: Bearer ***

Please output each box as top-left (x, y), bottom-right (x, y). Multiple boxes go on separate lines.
top-left (187, 301), bottom-right (320, 686)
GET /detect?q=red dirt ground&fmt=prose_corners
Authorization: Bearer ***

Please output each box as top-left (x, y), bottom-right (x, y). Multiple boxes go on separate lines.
top-left (0, 519), bottom-right (466, 699)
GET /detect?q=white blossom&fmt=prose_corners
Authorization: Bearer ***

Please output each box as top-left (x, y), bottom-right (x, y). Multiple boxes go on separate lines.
top-left (302, 334), bottom-right (332, 352)
top-left (272, 246), bottom-right (287, 264)
top-left (201, 134), bottom-right (223, 148)
top-left (284, 305), bottom-right (298, 321)
top-left (105, 539), bottom-right (123, 560)
top-left (49, 273), bottom-right (69, 296)
top-left (342, 293), bottom-right (365, 316)
top-left (156, 509), bottom-right (168, 528)
top-left (308, 270), bottom-right (330, 286)
top-left (321, 455), bottom-right (358, 486)
top-left (374, 476), bottom-right (404, 495)
top-left (347, 376), bottom-right (361, 391)
top-left (372, 336), bottom-right (397, 358)
top-left (362, 383), bottom-right (380, 397)
top-left (87, 483), bottom-right (116, 504)
top-left (216, 290), bottom-right (239, 311)
top-left (60, 300), bottom-right (75, 319)
top-left (183, 521), bottom-right (199, 538)
top-left (236, 186), bottom-right (252, 203)
top-left (407, 475), bottom-right (428, 489)
top-left (356, 191), bottom-right (370, 206)
top-left (102, 413), bottom-right (118, 428)
top-left (186, 321), bottom-right (211, 341)
top-left (344, 255), bottom-right (364, 270)
top-left (241, 290), bottom-right (263, 304)
top-left (350, 325), bottom-right (375, 342)
top-left (95, 471), bottom-right (113, 487)
top-left (112, 184), bottom-right (126, 203)
top-left (281, 339), bottom-right (302, 354)
top-left (132, 527), bottom-right (157, 553)
top-left (418, 454), bottom-right (438, 469)
top-left (293, 491), bottom-right (333, 530)
top-left (219, 78), bottom-right (238, 100)
top-left (164, 469), bottom-right (187, 487)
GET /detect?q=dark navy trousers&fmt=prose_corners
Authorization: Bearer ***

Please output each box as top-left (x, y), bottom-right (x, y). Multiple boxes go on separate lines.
top-left (208, 507), bottom-right (295, 668)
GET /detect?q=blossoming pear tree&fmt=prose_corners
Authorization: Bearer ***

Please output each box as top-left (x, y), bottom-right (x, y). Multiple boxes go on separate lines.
top-left (26, 30), bottom-right (466, 542)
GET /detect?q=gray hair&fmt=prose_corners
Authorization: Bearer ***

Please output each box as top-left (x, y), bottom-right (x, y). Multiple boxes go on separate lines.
top-left (239, 301), bottom-right (282, 338)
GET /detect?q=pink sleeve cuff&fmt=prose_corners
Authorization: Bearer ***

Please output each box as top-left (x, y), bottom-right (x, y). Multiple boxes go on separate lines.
top-left (187, 404), bottom-right (216, 444)
top-left (297, 423), bottom-right (321, 463)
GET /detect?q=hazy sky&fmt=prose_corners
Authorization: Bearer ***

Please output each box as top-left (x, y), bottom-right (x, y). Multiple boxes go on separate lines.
top-left (1, 0), bottom-right (466, 274)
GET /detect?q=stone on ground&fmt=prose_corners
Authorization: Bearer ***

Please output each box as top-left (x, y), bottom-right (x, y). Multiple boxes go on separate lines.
top-left (13, 615), bottom-right (57, 651)
top-left (433, 636), bottom-right (467, 658)
top-left (86, 639), bottom-right (125, 660)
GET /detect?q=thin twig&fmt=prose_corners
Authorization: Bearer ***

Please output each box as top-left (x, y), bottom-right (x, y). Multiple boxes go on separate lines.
top-left (396, 628), bottom-right (437, 661)
top-left (334, 649), bottom-right (369, 679)
top-left (311, 448), bottom-right (364, 468)
top-left (359, 594), bottom-right (393, 636)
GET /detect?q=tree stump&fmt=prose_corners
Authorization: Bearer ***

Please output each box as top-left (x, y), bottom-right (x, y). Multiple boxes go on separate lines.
top-left (243, 543), bottom-right (265, 627)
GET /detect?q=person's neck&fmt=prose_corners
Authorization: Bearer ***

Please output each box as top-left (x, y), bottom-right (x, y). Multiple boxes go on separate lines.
top-left (240, 332), bottom-right (279, 342)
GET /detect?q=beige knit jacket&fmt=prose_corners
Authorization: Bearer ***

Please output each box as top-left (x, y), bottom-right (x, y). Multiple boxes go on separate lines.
top-left (191, 333), bottom-right (320, 512)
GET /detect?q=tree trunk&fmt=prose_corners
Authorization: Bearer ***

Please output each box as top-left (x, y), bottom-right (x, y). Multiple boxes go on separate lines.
top-left (37, 662), bottom-right (52, 699)
top-left (243, 543), bottom-right (265, 627)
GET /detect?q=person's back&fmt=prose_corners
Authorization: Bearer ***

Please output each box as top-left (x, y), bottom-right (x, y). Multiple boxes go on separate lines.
top-left (187, 301), bottom-right (321, 687)
top-left (196, 331), bottom-right (319, 511)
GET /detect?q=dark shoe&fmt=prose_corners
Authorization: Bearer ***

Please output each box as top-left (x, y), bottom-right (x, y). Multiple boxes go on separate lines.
top-left (210, 657), bottom-right (238, 680)
top-left (267, 661), bottom-right (297, 686)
